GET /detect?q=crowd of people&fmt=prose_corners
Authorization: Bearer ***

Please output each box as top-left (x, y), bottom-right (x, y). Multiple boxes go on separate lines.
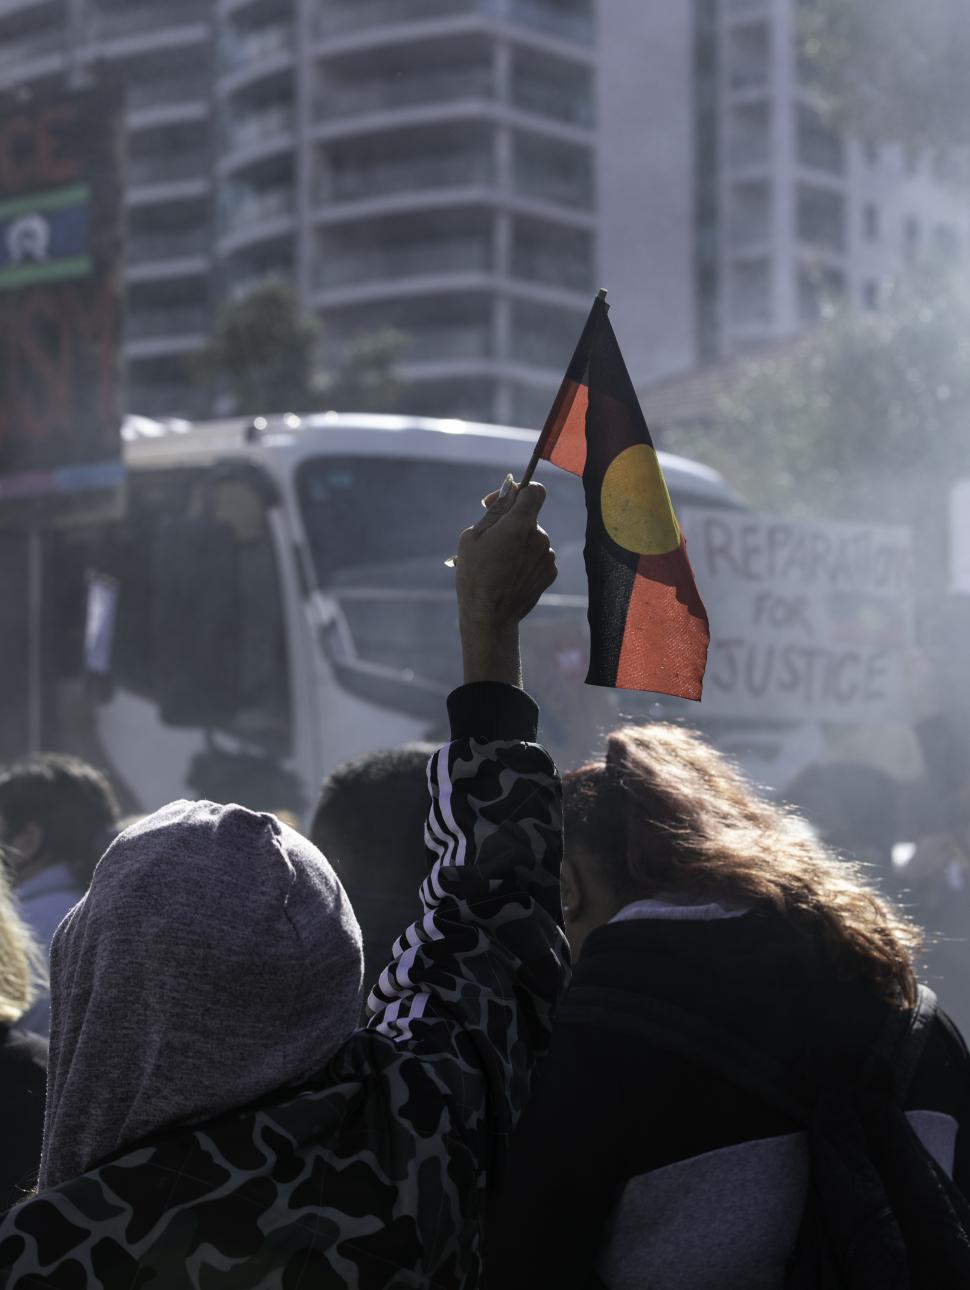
top-left (0, 482), bottom-right (968, 1288)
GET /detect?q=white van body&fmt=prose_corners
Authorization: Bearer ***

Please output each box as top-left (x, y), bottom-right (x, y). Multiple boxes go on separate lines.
top-left (48, 412), bottom-right (747, 822)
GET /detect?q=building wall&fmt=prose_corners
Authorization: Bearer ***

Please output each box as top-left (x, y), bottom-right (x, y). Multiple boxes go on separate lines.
top-left (597, 0), bottom-right (698, 389)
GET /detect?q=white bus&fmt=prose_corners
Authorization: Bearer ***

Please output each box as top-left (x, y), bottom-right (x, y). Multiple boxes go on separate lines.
top-left (39, 412), bottom-right (745, 822)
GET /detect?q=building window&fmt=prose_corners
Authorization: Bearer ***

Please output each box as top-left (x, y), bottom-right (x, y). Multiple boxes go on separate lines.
top-left (797, 185), bottom-right (846, 253)
top-left (863, 280), bottom-right (879, 310)
top-left (797, 104), bottom-right (844, 174)
top-left (862, 202), bottom-right (879, 242)
top-left (728, 20), bottom-right (770, 91)
top-left (729, 101), bottom-right (771, 167)
top-left (863, 140), bottom-right (880, 166)
top-left (729, 180), bottom-right (771, 248)
top-left (731, 257), bottom-right (772, 325)
top-left (904, 215), bottom-right (921, 259)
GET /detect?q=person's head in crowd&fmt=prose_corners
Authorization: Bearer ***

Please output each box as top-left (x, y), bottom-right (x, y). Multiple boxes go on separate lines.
top-left (561, 723), bottom-right (921, 1005)
top-left (0, 861), bottom-right (46, 1029)
top-left (0, 754), bottom-right (121, 889)
top-left (39, 799), bottom-right (363, 1190)
top-left (310, 744), bottom-right (436, 986)
top-left (782, 761), bottom-right (898, 870)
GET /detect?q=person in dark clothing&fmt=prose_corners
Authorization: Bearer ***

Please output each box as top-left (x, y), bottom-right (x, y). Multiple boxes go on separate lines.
top-left (0, 861), bottom-right (48, 1209)
top-left (309, 743), bottom-right (436, 996)
top-left (486, 722), bottom-right (970, 1290)
top-left (0, 754), bottom-right (121, 1037)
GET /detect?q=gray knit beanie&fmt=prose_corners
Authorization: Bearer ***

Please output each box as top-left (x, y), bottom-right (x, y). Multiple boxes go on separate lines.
top-left (39, 799), bottom-right (363, 1190)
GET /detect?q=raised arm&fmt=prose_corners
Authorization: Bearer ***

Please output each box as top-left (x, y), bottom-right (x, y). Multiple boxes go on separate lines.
top-left (363, 480), bottom-right (568, 1178)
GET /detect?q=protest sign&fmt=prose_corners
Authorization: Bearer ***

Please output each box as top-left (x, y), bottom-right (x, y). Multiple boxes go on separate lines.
top-left (679, 507), bottom-right (913, 722)
top-left (0, 85), bottom-right (125, 522)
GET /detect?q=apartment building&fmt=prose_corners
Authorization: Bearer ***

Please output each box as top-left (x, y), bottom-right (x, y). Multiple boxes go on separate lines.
top-left (599, 0), bottom-right (970, 390)
top-left (0, 0), bottom-right (596, 424)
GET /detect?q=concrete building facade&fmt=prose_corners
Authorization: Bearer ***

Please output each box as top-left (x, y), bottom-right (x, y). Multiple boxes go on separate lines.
top-left (0, 0), bottom-right (596, 424)
top-left (599, 0), bottom-right (970, 392)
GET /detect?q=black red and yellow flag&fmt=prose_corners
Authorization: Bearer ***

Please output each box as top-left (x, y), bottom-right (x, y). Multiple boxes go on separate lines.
top-left (534, 293), bottom-right (709, 699)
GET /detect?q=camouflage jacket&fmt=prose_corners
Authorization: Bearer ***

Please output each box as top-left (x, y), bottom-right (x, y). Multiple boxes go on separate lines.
top-left (0, 721), bottom-right (566, 1289)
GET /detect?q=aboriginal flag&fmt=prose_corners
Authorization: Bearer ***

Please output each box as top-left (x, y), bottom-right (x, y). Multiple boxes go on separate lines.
top-left (535, 293), bottom-right (709, 699)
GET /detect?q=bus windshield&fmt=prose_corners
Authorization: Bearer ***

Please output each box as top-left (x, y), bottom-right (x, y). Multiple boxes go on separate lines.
top-left (298, 455), bottom-right (589, 593)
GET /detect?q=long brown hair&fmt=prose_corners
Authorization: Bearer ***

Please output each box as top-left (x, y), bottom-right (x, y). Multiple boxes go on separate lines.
top-left (0, 857), bottom-right (47, 1025)
top-left (564, 724), bottom-right (921, 1007)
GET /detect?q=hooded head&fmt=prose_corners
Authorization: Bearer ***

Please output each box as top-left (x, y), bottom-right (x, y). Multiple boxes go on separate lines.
top-left (39, 800), bottom-right (363, 1191)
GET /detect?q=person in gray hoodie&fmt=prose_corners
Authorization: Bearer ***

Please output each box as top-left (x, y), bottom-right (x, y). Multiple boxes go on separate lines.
top-left (0, 480), bottom-right (567, 1290)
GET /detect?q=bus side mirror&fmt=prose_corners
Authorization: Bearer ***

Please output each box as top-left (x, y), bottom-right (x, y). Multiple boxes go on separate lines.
top-left (152, 518), bottom-right (243, 728)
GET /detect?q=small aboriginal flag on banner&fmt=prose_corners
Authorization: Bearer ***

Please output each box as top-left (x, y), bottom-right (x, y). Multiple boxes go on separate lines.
top-left (534, 292), bottom-right (709, 699)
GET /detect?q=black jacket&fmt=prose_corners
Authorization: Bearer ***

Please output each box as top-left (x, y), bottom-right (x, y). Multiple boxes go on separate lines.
top-left (486, 906), bottom-right (970, 1290)
top-left (0, 1024), bottom-right (47, 1210)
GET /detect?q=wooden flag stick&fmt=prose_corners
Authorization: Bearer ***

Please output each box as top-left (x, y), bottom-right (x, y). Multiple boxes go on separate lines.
top-left (519, 287), bottom-right (608, 488)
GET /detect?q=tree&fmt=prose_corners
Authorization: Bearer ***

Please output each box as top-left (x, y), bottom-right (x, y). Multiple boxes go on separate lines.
top-left (320, 328), bottom-right (409, 414)
top-left (198, 282), bottom-right (320, 414)
top-left (663, 270), bottom-right (970, 566)
top-left (198, 282), bottom-right (409, 416)
top-left (800, 0), bottom-right (970, 151)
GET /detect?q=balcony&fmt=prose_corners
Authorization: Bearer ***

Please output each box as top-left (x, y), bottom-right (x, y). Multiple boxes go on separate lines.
top-left (511, 78), bottom-right (593, 128)
top-left (317, 0), bottom-right (492, 39)
top-left (319, 238), bottom-right (491, 287)
top-left (508, 0), bottom-right (593, 44)
top-left (324, 154), bottom-right (493, 203)
top-left (127, 305), bottom-right (209, 341)
top-left (225, 103), bottom-right (293, 155)
top-left (512, 159), bottom-right (592, 209)
top-left (318, 67), bottom-right (494, 121)
top-left (222, 186), bottom-right (293, 237)
top-left (315, 0), bottom-right (592, 44)
top-left (128, 152), bottom-right (209, 188)
top-left (512, 246), bottom-right (591, 291)
top-left (128, 229), bottom-right (210, 263)
top-left (90, 2), bottom-right (204, 41)
top-left (128, 70), bottom-right (209, 112)
top-left (220, 23), bottom-right (293, 73)
top-left (404, 324), bottom-right (492, 362)
top-left (0, 25), bottom-right (64, 72)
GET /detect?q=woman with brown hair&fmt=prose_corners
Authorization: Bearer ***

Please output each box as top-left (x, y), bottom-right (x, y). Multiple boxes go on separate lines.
top-left (487, 723), bottom-right (970, 1290)
top-left (0, 859), bottom-right (48, 1209)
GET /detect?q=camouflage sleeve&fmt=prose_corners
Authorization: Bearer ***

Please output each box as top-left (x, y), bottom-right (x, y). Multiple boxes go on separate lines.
top-left (365, 721), bottom-right (567, 1145)
top-left (0, 692), bottom-right (567, 1290)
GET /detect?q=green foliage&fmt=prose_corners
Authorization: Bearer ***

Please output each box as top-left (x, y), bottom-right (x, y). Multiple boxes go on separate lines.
top-left (199, 282), bottom-right (408, 416)
top-left (320, 328), bottom-right (410, 414)
top-left (664, 271), bottom-right (970, 528)
top-left (198, 282), bottom-right (321, 414)
top-left (800, 0), bottom-right (970, 151)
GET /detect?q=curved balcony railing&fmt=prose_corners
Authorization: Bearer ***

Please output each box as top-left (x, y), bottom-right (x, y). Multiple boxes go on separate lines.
top-left (0, 25), bottom-right (64, 71)
top-left (128, 152), bottom-right (209, 187)
top-left (224, 103), bottom-right (293, 154)
top-left (317, 68), bottom-right (494, 121)
top-left (89, 2), bottom-right (204, 41)
top-left (315, 0), bottom-right (591, 43)
top-left (127, 306), bottom-right (210, 340)
top-left (319, 239), bottom-right (491, 287)
top-left (218, 23), bottom-right (292, 74)
top-left (323, 154), bottom-right (493, 203)
top-left (128, 229), bottom-right (210, 262)
top-left (221, 186), bottom-right (293, 237)
top-left (511, 79), bottom-right (594, 129)
top-left (128, 71), bottom-right (209, 112)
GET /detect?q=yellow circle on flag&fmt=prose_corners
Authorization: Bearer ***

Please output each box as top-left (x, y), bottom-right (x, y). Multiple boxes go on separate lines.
top-left (601, 444), bottom-right (680, 555)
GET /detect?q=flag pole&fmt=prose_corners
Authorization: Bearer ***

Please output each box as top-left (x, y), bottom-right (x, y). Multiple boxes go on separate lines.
top-left (519, 287), bottom-right (608, 488)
